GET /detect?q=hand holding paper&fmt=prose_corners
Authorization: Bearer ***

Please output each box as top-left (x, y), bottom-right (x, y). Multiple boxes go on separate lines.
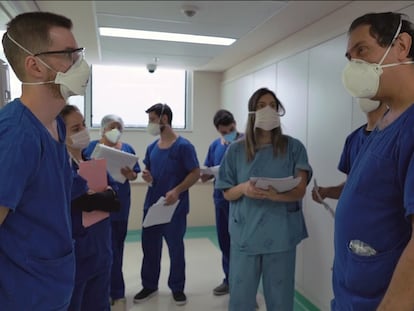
top-left (313, 179), bottom-right (335, 217)
top-left (91, 144), bottom-right (139, 183)
top-left (200, 165), bottom-right (220, 178)
top-left (250, 176), bottom-right (301, 193)
top-left (142, 196), bottom-right (180, 228)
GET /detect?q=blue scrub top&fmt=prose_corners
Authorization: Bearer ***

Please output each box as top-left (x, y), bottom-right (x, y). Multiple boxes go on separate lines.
top-left (333, 104), bottom-right (414, 310)
top-left (216, 136), bottom-right (312, 254)
top-left (83, 140), bottom-right (141, 221)
top-left (143, 136), bottom-right (199, 215)
top-left (204, 137), bottom-right (229, 203)
top-left (338, 124), bottom-right (370, 175)
top-left (0, 99), bottom-right (74, 309)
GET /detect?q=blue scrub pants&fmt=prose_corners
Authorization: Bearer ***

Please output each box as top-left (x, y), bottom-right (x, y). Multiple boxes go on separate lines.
top-left (69, 267), bottom-right (111, 311)
top-left (110, 220), bottom-right (128, 300)
top-left (214, 198), bottom-right (230, 284)
top-left (229, 245), bottom-right (296, 311)
top-left (141, 211), bottom-right (187, 292)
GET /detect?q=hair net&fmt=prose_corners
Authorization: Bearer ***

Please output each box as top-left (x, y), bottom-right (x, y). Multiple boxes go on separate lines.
top-left (101, 114), bottom-right (124, 133)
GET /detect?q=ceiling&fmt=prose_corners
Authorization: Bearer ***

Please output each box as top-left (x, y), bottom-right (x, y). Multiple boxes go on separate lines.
top-left (0, 1), bottom-right (353, 71)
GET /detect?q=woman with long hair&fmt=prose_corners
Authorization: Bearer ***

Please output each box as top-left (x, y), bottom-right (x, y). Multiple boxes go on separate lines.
top-left (216, 87), bottom-right (312, 311)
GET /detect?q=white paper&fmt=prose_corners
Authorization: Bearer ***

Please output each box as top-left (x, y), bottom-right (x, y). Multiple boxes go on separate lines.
top-left (91, 144), bottom-right (139, 183)
top-left (142, 196), bottom-right (180, 228)
top-left (250, 175), bottom-right (301, 193)
top-left (313, 179), bottom-right (335, 217)
top-left (200, 165), bottom-right (220, 178)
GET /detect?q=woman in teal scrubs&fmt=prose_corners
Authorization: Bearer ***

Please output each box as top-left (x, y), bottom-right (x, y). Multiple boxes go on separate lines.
top-left (216, 88), bottom-right (312, 311)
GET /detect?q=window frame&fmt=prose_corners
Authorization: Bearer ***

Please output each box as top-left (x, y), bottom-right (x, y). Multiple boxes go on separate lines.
top-left (84, 64), bottom-right (192, 131)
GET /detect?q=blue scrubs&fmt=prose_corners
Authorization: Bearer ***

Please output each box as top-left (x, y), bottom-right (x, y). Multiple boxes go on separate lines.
top-left (141, 136), bottom-right (199, 292)
top-left (216, 136), bottom-right (312, 311)
top-left (204, 137), bottom-right (231, 284)
top-left (83, 140), bottom-right (141, 300)
top-left (338, 124), bottom-right (370, 175)
top-left (333, 105), bottom-right (414, 310)
top-left (0, 99), bottom-right (74, 310)
top-left (68, 159), bottom-right (118, 311)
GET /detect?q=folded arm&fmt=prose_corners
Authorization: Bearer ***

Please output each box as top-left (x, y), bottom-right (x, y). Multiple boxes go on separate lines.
top-left (72, 189), bottom-right (121, 212)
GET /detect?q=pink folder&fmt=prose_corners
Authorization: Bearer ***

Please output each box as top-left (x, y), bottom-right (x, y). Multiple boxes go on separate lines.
top-left (78, 159), bottom-right (110, 227)
top-left (78, 158), bottom-right (108, 192)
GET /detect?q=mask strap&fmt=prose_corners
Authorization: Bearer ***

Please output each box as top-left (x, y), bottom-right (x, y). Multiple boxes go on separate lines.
top-left (159, 104), bottom-right (166, 125)
top-left (22, 80), bottom-right (54, 85)
top-left (7, 32), bottom-right (56, 73)
top-left (6, 32), bottom-right (34, 56)
top-left (379, 17), bottom-right (402, 65)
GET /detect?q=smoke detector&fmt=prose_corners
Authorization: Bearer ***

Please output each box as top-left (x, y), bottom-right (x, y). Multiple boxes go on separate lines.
top-left (181, 5), bottom-right (198, 18)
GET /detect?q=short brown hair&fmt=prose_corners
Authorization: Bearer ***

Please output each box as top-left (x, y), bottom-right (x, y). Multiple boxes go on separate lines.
top-left (2, 11), bottom-right (72, 80)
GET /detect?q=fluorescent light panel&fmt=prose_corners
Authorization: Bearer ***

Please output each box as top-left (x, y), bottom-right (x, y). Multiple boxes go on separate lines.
top-left (99, 27), bottom-right (236, 46)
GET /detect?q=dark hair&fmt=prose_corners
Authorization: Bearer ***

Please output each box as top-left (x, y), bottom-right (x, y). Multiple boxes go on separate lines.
top-left (145, 103), bottom-right (173, 125)
top-left (60, 104), bottom-right (80, 121)
top-left (245, 87), bottom-right (287, 162)
top-left (2, 11), bottom-right (73, 80)
top-left (213, 109), bottom-right (235, 129)
top-left (349, 12), bottom-right (414, 59)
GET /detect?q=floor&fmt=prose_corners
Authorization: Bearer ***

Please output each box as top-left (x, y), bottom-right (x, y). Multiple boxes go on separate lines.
top-left (121, 227), bottom-right (320, 311)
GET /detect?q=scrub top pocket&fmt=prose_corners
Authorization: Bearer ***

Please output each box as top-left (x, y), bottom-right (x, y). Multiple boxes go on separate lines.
top-left (344, 238), bottom-right (405, 298)
top-left (355, 153), bottom-right (397, 202)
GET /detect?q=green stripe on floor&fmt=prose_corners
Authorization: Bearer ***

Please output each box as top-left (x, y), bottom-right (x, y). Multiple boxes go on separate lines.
top-left (127, 226), bottom-right (320, 311)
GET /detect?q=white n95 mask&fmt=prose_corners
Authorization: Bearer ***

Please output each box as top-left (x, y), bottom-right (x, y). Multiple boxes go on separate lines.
top-left (54, 58), bottom-right (91, 100)
top-left (342, 18), bottom-right (414, 98)
top-left (147, 122), bottom-right (161, 136)
top-left (69, 128), bottom-right (90, 149)
top-left (358, 98), bottom-right (381, 113)
top-left (105, 128), bottom-right (122, 143)
top-left (249, 105), bottom-right (281, 131)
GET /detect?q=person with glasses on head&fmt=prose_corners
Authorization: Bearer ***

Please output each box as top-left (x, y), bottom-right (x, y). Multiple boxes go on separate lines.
top-left (200, 109), bottom-right (242, 296)
top-left (216, 88), bottom-right (312, 311)
top-left (0, 11), bottom-right (90, 310)
top-left (134, 103), bottom-right (200, 306)
top-left (332, 12), bottom-right (414, 311)
top-left (83, 114), bottom-right (141, 310)
top-left (61, 105), bottom-right (121, 311)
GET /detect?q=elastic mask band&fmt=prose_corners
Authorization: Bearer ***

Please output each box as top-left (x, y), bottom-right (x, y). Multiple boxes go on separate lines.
top-left (6, 32), bottom-right (34, 56)
top-left (379, 17), bottom-right (402, 65)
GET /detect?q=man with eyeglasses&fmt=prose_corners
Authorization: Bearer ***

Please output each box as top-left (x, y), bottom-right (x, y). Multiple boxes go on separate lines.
top-left (0, 11), bottom-right (90, 310)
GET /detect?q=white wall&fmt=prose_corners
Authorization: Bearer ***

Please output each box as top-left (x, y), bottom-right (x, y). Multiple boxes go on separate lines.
top-left (220, 2), bottom-right (414, 310)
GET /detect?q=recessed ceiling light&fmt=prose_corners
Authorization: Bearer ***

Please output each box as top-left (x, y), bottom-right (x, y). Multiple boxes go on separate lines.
top-left (99, 27), bottom-right (236, 46)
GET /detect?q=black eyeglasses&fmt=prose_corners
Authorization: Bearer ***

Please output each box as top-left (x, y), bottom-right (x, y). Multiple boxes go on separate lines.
top-left (34, 47), bottom-right (84, 63)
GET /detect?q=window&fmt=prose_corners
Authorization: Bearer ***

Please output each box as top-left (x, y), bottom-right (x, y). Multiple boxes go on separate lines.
top-left (91, 64), bottom-right (188, 129)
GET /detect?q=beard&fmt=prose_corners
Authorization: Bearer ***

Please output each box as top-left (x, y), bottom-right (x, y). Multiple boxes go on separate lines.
top-left (45, 71), bottom-right (63, 100)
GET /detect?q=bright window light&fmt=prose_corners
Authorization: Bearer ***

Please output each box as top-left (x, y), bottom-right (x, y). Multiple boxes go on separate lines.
top-left (99, 27), bottom-right (236, 46)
